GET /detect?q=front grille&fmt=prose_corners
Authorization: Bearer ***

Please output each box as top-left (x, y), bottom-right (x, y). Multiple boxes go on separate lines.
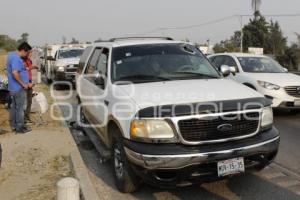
top-left (285, 86), bottom-right (300, 98)
top-left (178, 112), bottom-right (259, 142)
top-left (66, 67), bottom-right (77, 73)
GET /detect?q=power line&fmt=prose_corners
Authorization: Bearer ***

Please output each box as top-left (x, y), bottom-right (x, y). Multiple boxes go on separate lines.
top-left (239, 14), bottom-right (300, 17)
top-left (159, 14), bottom-right (300, 31)
top-left (159, 15), bottom-right (236, 30)
top-left (125, 13), bottom-right (300, 45)
top-left (127, 15), bottom-right (237, 36)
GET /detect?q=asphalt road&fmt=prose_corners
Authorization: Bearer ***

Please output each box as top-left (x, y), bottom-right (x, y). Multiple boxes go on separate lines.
top-left (274, 110), bottom-right (300, 174)
top-left (54, 88), bottom-right (300, 200)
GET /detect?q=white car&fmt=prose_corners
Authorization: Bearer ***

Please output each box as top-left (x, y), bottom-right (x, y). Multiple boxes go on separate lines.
top-left (76, 38), bottom-right (279, 192)
top-left (208, 53), bottom-right (300, 109)
top-left (46, 47), bottom-right (85, 83)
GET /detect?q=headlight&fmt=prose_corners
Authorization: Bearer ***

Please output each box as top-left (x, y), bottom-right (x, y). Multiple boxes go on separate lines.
top-left (130, 119), bottom-right (174, 139)
top-left (261, 107), bottom-right (273, 128)
top-left (57, 66), bottom-right (65, 72)
top-left (258, 81), bottom-right (280, 90)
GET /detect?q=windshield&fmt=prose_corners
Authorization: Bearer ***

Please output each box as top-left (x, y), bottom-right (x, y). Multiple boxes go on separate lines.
top-left (58, 49), bottom-right (84, 59)
top-left (111, 44), bottom-right (220, 83)
top-left (237, 56), bottom-right (286, 73)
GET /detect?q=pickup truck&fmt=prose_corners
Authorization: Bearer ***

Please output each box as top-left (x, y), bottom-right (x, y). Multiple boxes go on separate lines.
top-left (45, 46), bottom-right (85, 83)
top-left (76, 37), bottom-right (280, 193)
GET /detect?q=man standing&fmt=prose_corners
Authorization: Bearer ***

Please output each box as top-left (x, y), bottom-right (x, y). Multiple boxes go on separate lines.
top-left (7, 42), bottom-right (32, 133)
top-left (23, 50), bottom-right (37, 123)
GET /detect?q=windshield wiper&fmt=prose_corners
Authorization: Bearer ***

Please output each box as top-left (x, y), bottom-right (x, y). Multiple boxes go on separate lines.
top-left (118, 75), bottom-right (171, 82)
top-left (171, 72), bottom-right (219, 79)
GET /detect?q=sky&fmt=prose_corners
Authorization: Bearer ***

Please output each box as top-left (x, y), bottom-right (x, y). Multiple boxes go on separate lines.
top-left (0, 0), bottom-right (300, 46)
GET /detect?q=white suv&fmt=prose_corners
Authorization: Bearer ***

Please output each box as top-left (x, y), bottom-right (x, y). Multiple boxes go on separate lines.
top-left (208, 53), bottom-right (300, 109)
top-left (76, 38), bottom-right (279, 193)
top-left (46, 47), bottom-right (85, 83)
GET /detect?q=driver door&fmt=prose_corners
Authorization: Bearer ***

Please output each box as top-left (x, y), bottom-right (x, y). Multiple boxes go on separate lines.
top-left (81, 47), bottom-right (109, 143)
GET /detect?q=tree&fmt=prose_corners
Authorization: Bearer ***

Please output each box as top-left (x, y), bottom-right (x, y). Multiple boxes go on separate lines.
top-left (0, 35), bottom-right (18, 51)
top-left (242, 15), bottom-right (270, 52)
top-left (277, 44), bottom-right (300, 70)
top-left (17, 32), bottom-right (29, 44)
top-left (268, 21), bottom-right (287, 56)
top-left (213, 31), bottom-right (241, 53)
top-left (214, 14), bottom-right (288, 56)
top-left (70, 37), bottom-right (79, 44)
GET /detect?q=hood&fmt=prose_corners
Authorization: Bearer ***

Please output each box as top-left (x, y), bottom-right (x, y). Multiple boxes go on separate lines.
top-left (246, 73), bottom-right (300, 87)
top-left (56, 57), bottom-right (80, 66)
top-left (117, 79), bottom-right (263, 110)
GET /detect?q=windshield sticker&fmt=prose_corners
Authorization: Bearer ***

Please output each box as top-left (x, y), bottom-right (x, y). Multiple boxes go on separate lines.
top-left (125, 52), bottom-right (132, 57)
top-left (116, 60), bottom-right (122, 65)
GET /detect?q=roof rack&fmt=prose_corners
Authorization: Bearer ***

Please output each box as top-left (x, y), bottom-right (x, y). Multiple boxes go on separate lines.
top-left (109, 37), bottom-right (174, 42)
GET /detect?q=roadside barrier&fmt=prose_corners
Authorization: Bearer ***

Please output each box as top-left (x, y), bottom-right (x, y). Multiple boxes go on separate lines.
top-left (57, 177), bottom-right (80, 200)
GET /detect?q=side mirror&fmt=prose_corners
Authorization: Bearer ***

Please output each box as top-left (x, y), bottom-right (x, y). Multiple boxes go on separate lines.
top-left (229, 66), bottom-right (236, 76)
top-left (283, 68), bottom-right (288, 72)
top-left (220, 65), bottom-right (231, 77)
top-left (47, 56), bottom-right (55, 61)
top-left (94, 72), bottom-right (105, 88)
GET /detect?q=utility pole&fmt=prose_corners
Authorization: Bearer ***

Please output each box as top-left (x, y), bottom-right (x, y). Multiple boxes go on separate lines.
top-left (206, 39), bottom-right (210, 54)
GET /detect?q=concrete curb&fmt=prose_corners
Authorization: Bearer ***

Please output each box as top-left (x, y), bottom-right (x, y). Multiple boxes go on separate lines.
top-left (70, 151), bottom-right (100, 200)
top-left (53, 95), bottom-right (100, 200)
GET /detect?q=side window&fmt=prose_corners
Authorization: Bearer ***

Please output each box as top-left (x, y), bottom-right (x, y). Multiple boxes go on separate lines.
top-left (78, 46), bottom-right (92, 74)
top-left (210, 56), bottom-right (224, 69)
top-left (85, 48), bottom-right (102, 75)
top-left (223, 56), bottom-right (239, 72)
top-left (54, 51), bottom-right (58, 60)
top-left (96, 48), bottom-right (109, 76)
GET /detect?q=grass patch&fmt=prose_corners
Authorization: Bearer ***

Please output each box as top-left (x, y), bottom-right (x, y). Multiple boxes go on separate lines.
top-left (0, 54), bottom-right (7, 76)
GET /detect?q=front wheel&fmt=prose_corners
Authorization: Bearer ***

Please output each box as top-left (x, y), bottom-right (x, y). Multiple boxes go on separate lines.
top-left (112, 137), bottom-right (141, 193)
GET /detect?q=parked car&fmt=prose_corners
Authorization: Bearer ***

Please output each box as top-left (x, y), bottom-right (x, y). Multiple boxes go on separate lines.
top-left (44, 44), bottom-right (87, 83)
top-left (208, 53), bottom-right (300, 109)
top-left (76, 38), bottom-right (279, 193)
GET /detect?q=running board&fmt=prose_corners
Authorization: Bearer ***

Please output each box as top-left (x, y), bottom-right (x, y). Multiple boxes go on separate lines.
top-left (82, 127), bottom-right (111, 162)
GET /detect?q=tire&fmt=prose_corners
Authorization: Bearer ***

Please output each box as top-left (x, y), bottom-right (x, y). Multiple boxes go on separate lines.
top-left (79, 105), bottom-right (87, 124)
top-left (78, 104), bottom-right (87, 136)
top-left (46, 77), bottom-right (52, 84)
top-left (112, 136), bottom-right (141, 193)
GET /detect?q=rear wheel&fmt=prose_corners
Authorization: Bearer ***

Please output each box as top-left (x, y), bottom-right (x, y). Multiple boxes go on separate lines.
top-left (112, 136), bottom-right (141, 193)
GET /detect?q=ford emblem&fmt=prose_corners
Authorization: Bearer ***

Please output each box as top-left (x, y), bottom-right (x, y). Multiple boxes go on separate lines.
top-left (217, 124), bottom-right (233, 132)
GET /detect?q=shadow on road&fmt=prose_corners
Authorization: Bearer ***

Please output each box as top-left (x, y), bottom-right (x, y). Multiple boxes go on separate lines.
top-left (71, 128), bottom-right (300, 200)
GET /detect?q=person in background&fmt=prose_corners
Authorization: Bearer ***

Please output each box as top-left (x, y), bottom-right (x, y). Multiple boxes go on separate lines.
top-left (23, 50), bottom-right (38, 123)
top-left (6, 42), bottom-right (32, 134)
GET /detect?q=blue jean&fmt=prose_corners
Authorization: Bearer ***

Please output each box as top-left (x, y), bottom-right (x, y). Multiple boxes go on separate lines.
top-left (9, 89), bottom-right (26, 130)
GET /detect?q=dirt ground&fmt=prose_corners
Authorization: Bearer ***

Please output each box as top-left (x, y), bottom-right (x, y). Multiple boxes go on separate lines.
top-left (0, 83), bottom-right (76, 200)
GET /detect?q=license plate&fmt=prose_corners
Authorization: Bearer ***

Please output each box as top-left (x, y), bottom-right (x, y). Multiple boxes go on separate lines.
top-left (294, 100), bottom-right (300, 107)
top-left (217, 157), bottom-right (245, 177)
